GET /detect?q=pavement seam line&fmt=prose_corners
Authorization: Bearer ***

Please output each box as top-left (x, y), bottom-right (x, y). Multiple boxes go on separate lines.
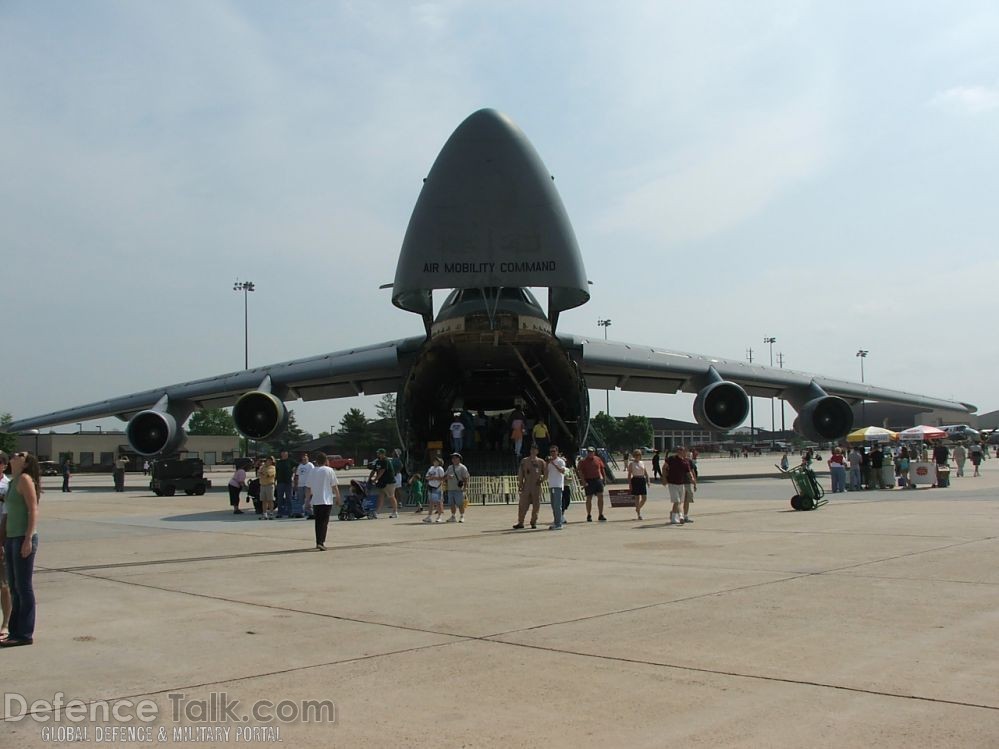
top-left (479, 536), bottom-right (995, 639)
top-left (0, 639), bottom-right (461, 723)
top-left (814, 535), bottom-right (996, 576)
top-left (60, 569), bottom-right (473, 640)
top-left (475, 639), bottom-right (999, 712)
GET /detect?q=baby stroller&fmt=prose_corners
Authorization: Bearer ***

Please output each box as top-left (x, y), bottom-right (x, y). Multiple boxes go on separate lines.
top-left (339, 480), bottom-right (368, 521)
top-left (362, 479), bottom-right (381, 518)
top-left (247, 478), bottom-right (263, 515)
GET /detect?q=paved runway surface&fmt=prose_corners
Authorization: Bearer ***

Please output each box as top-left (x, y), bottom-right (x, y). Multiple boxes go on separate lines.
top-left (3, 457), bottom-right (997, 747)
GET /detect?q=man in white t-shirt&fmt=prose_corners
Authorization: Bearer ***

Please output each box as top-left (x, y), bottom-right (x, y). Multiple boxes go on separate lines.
top-left (546, 445), bottom-right (567, 530)
top-left (305, 452), bottom-right (341, 551)
top-left (293, 453), bottom-right (314, 519)
top-left (444, 453), bottom-right (470, 523)
top-left (423, 457), bottom-right (446, 523)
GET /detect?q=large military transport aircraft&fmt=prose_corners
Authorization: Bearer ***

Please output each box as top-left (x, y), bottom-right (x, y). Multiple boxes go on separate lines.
top-left (8, 110), bottom-right (974, 460)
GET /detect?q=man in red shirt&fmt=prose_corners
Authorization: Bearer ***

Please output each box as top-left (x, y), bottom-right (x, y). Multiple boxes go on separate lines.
top-left (662, 447), bottom-right (696, 525)
top-left (576, 447), bottom-right (607, 522)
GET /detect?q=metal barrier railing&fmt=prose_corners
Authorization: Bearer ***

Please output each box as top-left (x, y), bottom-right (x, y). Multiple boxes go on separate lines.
top-left (401, 472), bottom-right (586, 506)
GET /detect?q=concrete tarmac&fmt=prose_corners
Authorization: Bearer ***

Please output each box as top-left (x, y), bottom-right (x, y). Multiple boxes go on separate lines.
top-left (2, 459), bottom-right (997, 747)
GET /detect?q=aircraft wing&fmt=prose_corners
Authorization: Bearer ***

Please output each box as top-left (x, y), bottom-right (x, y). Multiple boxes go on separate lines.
top-left (7, 336), bottom-right (426, 432)
top-left (561, 334), bottom-right (975, 413)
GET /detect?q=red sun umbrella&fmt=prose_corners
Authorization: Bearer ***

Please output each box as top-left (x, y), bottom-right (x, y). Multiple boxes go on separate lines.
top-left (897, 425), bottom-right (947, 441)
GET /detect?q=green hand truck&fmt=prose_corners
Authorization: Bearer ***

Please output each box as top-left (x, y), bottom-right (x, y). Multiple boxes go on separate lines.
top-left (776, 463), bottom-right (828, 511)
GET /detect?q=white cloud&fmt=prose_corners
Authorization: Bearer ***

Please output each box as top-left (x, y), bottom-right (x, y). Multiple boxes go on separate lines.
top-left (592, 97), bottom-right (836, 246)
top-left (929, 84), bottom-right (999, 114)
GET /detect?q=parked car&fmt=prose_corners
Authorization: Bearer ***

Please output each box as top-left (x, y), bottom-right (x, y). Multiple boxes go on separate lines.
top-left (39, 460), bottom-right (60, 476)
top-left (328, 455), bottom-right (355, 470)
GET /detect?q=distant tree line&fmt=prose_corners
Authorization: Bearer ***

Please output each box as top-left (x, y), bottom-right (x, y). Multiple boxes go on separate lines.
top-left (589, 412), bottom-right (653, 454)
top-left (184, 395), bottom-right (400, 460)
top-left (0, 412), bottom-right (17, 455)
top-left (330, 395), bottom-right (399, 460)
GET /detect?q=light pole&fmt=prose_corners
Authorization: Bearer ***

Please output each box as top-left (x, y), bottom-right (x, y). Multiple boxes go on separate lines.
top-left (598, 319), bottom-right (612, 414)
top-left (764, 337), bottom-right (776, 448)
top-left (233, 280), bottom-right (256, 369)
top-left (856, 349), bottom-right (869, 425)
top-left (777, 352), bottom-right (786, 436)
top-left (746, 347), bottom-right (755, 446)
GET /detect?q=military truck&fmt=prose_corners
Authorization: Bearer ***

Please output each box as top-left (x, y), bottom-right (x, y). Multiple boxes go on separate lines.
top-left (150, 458), bottom-right (211, 497)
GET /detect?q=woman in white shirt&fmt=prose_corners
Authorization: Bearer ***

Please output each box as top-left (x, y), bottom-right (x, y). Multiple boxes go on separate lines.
top-left (424, 457), bottom-right (446, 523)
top-left (627, 450), bottom-right (649, 520)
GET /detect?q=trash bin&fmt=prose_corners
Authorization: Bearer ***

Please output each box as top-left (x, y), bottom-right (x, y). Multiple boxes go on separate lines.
top-left (935, 465), bottom-right (950, 488)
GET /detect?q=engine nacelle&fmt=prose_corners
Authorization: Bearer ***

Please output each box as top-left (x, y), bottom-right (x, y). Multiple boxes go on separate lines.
top-left (232, 391), bottom-right (288, 441)
top-left (126, 410), bottom-right (187, 456)
top-left (693, 380), bottom-right (750, 432)
top-left (794, 396), bottom-right (854, 442)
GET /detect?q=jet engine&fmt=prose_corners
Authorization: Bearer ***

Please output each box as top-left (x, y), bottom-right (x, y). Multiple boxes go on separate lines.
top-left (692, 380), bottom-right (750, 432)
top-left (794, 396), bottom-right (854, 442)
top-left (126, 410), bottom-right (187, 456)
top-left (232, 391), bottom-right (288, 441)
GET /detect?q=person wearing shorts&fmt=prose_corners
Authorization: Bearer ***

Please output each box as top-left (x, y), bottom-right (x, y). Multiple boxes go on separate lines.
top-left (664, 448), bottom-right (694, 525)
top-left (392, 449), bottom-right (405, 510)
top-left (626, 450), bottom-right (648, 520)
top-left (576, 446), bottom-right (607, 522)
top-left (679, 446), bottom-right (698, 522)
top-left (444, 453), bottom-right (470, 523)
top-left (970, 443), bottom-right (983, 477)
top-left (368, 449), bottom-right (397, 519)
top-left (424, 457), bottom-right (445, 523)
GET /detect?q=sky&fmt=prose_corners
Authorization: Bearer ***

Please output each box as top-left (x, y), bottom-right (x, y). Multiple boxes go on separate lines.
top-left (2, 0), bottom-right (997, 438)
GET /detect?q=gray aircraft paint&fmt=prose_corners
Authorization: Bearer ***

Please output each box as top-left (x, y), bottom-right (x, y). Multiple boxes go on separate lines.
top-left (392, 108), bottom-right (589, 324)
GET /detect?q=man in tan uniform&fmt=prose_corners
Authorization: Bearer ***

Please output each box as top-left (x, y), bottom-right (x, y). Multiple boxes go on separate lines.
top-left (513, 444), bottom-right (546, 529)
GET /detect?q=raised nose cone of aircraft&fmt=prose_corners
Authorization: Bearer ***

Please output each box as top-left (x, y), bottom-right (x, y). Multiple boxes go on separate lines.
top-left (393, 109), bottom-right (589, 325)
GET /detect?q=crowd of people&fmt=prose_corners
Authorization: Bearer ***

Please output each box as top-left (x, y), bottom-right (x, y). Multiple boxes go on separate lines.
top-left (785, 440), bottom-right (990, 493)
top-left (444, 407), bottom-right (552, 458)
top-left (226, 450), bottom-right (342, 550)
top-left (223, 440), bottom-right (704, 542)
